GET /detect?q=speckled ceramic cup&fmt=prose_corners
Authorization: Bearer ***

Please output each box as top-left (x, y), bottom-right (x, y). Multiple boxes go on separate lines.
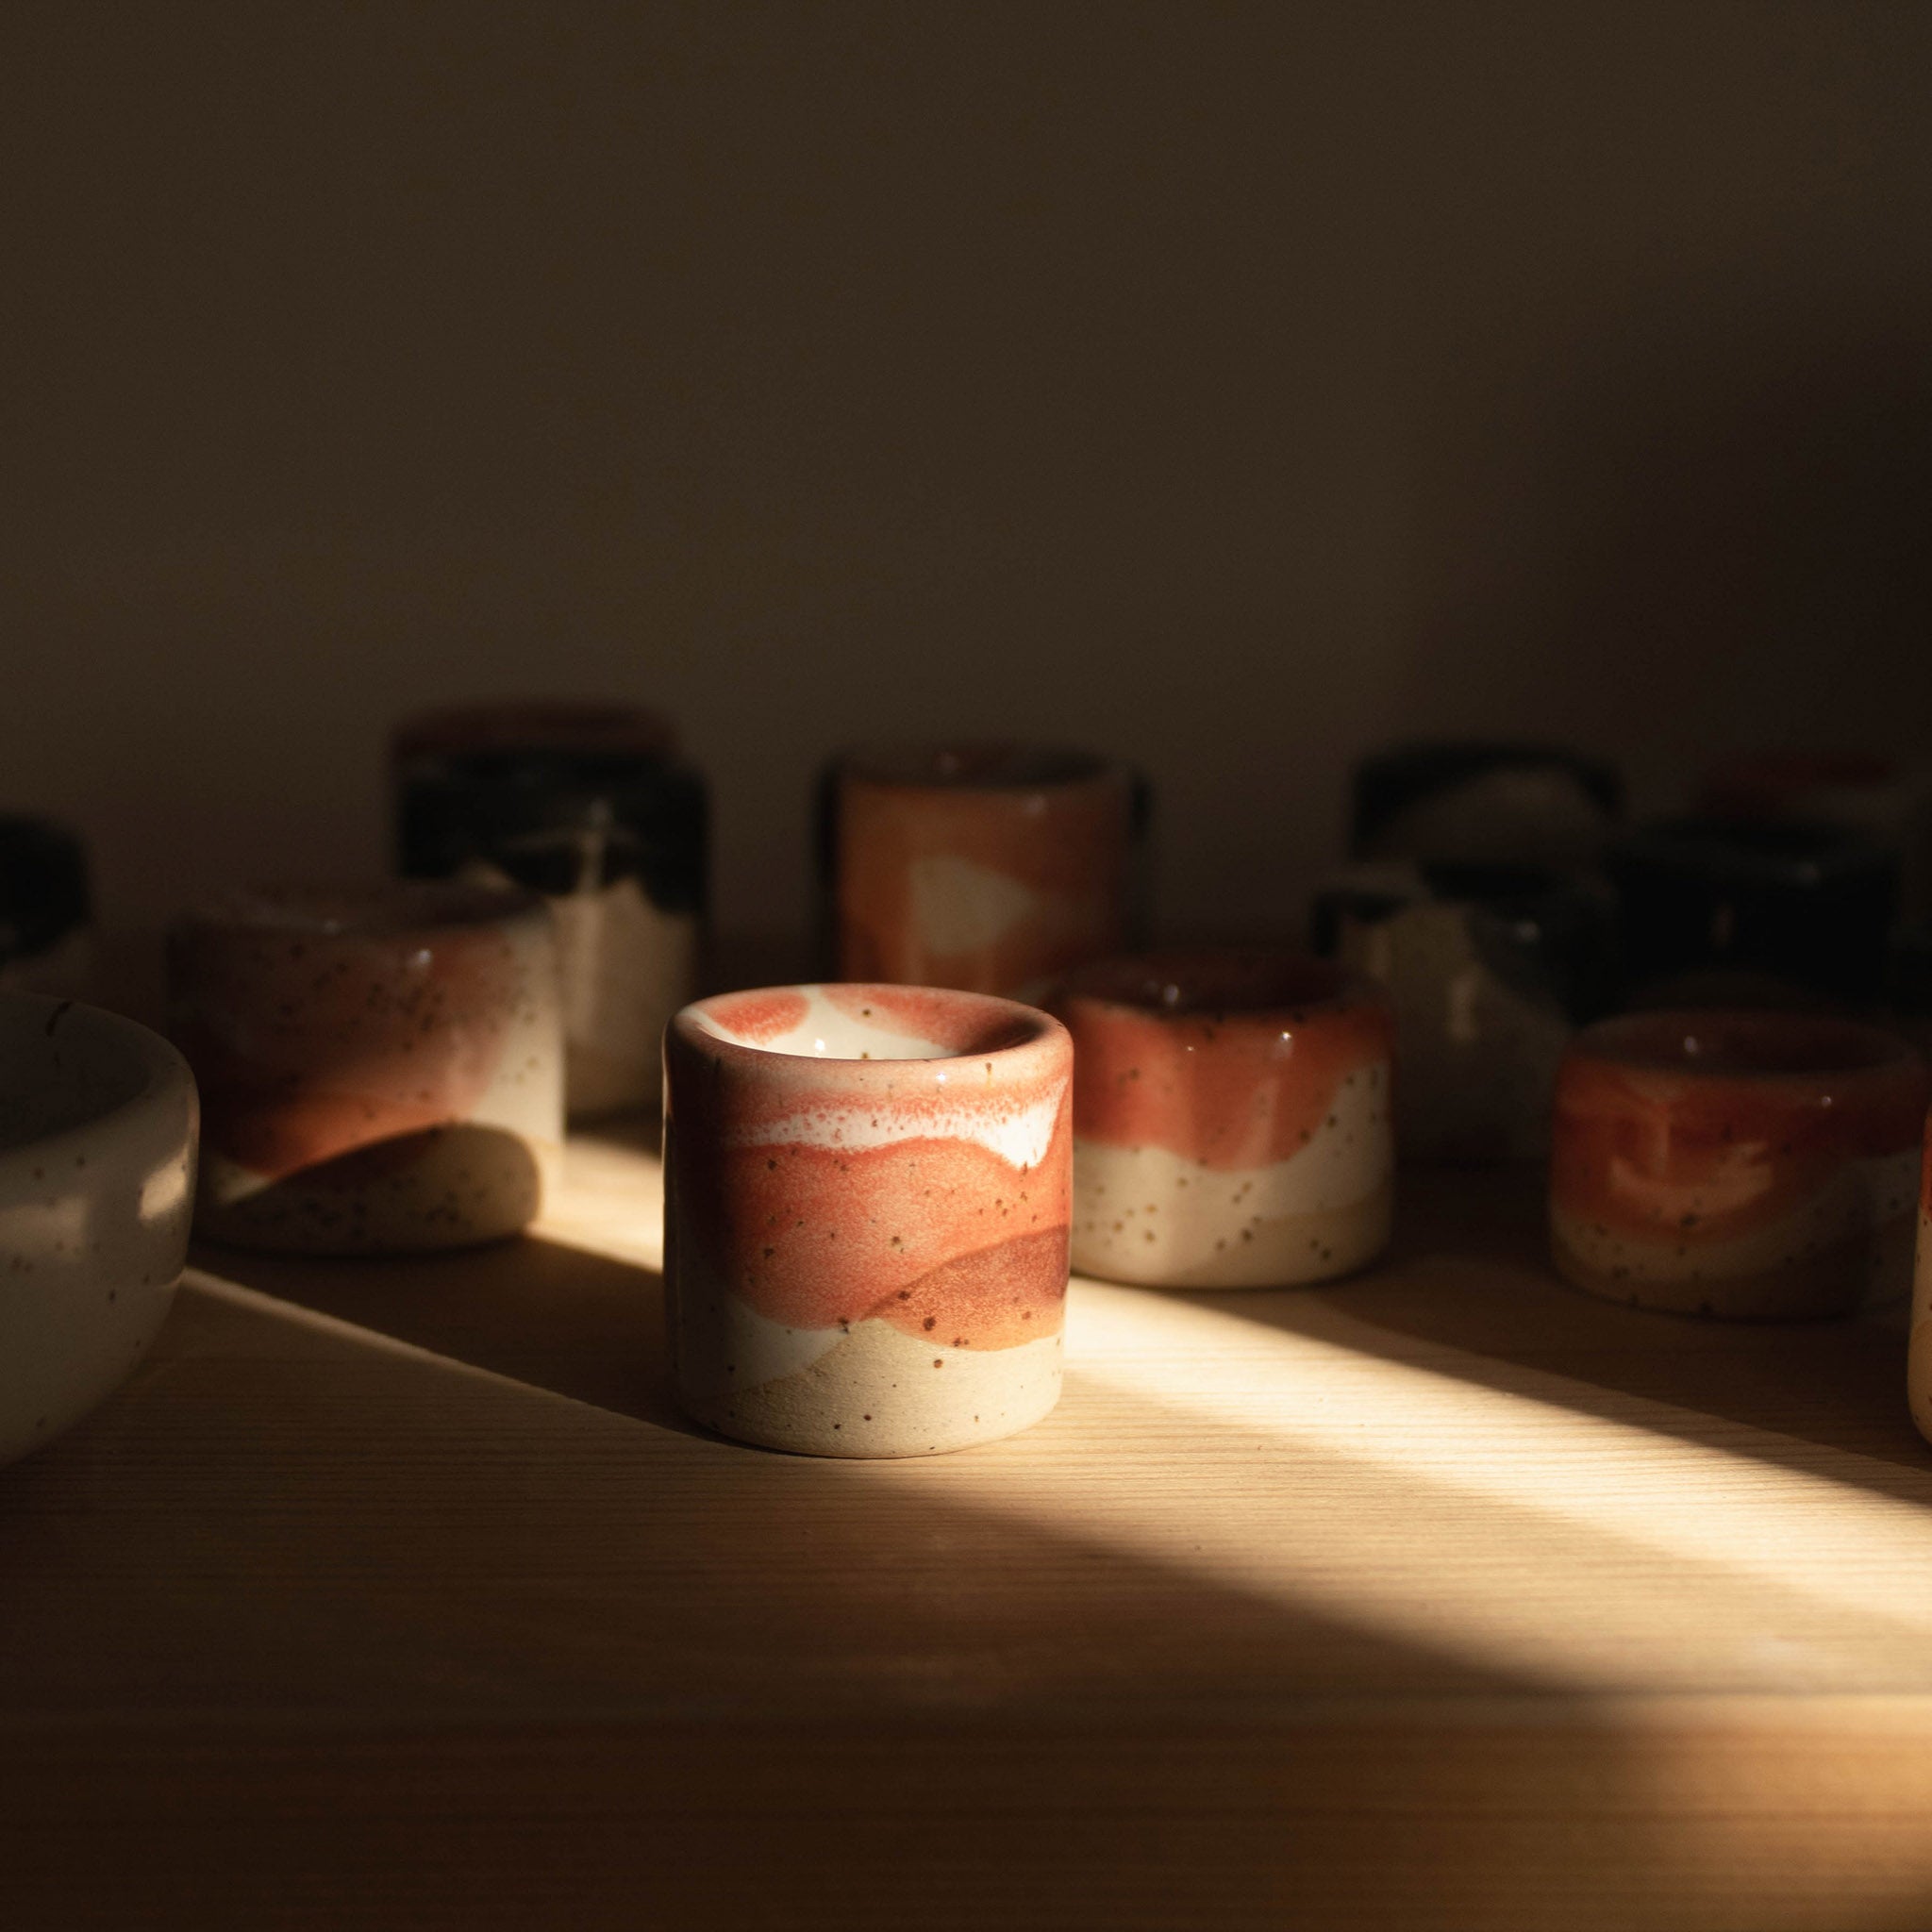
top-left (1051, 953), bottom-right (1395, 1289)
top-left (1315, 861), bottom-right (1616, 1163)
top-left (1551, 1010), bottom-right (1927, 1320)
top-left (663, 982), bottom-right (1072, 1457)
top-left (1351, 741), bottom-right (1623, 870)
top-left (393, 699), bottom-right (707, 1120)
top-left (169, 883), bottom-right (564, 1255)
top-left (822, 742), bottom-right (1144, 1002)
top-left (0, 994), bottom-right (197, 1465)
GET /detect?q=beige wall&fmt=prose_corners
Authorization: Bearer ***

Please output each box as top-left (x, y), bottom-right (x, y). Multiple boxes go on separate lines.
top-left (4, 2), bottom-right (1928, 949)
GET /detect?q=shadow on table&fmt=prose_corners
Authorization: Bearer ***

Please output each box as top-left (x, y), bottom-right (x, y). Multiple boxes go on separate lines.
top-left (1207, 1165), bottom-right (1932, 1505)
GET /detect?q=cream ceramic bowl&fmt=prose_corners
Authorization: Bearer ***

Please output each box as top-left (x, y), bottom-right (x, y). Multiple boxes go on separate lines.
top-left (0, 994), bottom-right (198, 1466)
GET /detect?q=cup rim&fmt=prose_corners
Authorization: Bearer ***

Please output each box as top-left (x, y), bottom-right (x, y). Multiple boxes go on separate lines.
top-left (1566, 1008), bottom-right (1922, 1085)
top-left (670, 982), bottom-right (1069, 1075)
top-left (1051, 949), bottom-right (1385, 1025)
top-left (173, 879), bottom-right (548, 940)
top-left (833, 740), bottom-right (1129, 793)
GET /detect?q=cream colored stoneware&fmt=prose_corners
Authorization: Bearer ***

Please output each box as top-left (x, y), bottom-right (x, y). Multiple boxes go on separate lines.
top-left (0, 994), bottom-right (198, 1465)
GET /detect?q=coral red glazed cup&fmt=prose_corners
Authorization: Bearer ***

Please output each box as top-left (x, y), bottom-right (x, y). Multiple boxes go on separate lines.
top-left (169, 882), bottom-right (565, 1255)
top-left (1550, 1010), bottom-right (1927, 1320)
top-left (663, 983), bottom-right (1072, 1456)
top-left (1051, 952), bottom-right (1396, 1289)
top-left (823, 742), bottom-right (1143, 1001)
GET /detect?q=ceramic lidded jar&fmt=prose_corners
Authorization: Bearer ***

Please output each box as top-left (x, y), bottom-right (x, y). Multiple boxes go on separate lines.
top-left (1350, 741), bottom-right (1623, 871)
top-left (1607, 816), bottom-right (1896, 1011)
top-left (1314, 861), bottom-right (1616, 1163)
top-left (822, 742), bottom-right (1145, 1001)
top-left (663, 983), bottom-right (1072, 1456)
top-left (392, 699), bottom-right (708, 1119)
top-left (169, 882), bottom-right (564, 1255)
top-left (1051, 953), bottom-right (1395, 1289)
top-left (1550, 1010), bottom-right (1927, 1320)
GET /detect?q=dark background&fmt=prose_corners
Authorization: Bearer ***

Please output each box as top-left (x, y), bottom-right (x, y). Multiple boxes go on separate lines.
top-left (4, 1), bottom-right (1928, 947)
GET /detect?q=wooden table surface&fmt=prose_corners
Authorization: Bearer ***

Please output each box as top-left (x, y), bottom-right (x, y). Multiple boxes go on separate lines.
top-left (8, 1127), bottom-right (1932, 1931)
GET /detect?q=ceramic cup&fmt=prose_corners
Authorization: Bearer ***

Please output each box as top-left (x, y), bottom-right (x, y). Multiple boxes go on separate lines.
top-left (169, 883), bottom-right (565, 1255)
top-left (1050, 952), bottom-right (1395, 1289)
top-left (821, 741), bottom-right (1145, 1001)
top-left (1908, 1115), bottom-right (1932, 1447)
top-left (1550, 1009), bottom-right (1927, 1319)
top-left (0, 993), bottom-right (197, 1466)
top-left (393, 699), bottom-right (708, 1119)
top-left (0, 816), bottom-right (93, 1000)
top-left (663, 982), bottom-right (1072, 1456)
top-left (1314, 861), bottom-right (1616, 1162)
top-left (1351, 741), bottom-right (1623, 870)
top-left (1607, 816), bottom-right (1897, 1010)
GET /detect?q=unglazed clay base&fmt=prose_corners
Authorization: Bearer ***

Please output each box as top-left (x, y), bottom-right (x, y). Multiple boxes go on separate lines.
top-left (663, 982), bottom-right (1072, 1457)
top-left (1553, 1149), bottom-right (1917, 1319)
top-left (1072, 1068), bottom-right (1393, 1288)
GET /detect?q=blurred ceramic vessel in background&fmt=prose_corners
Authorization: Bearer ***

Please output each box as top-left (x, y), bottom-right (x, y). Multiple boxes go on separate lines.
top-left (663, 983), bottom-right (1071, 1457)
top-left (169, 882), bottom-right (564, 1255)
top-left (1607, 816), bottom-right (1896, 1012)
top-left (1314, 861), bottom-right (1616, 1162)
top-left (0, 994), bottom-right (197, 1466)
top-left (1550, 1009), bottom-right (1926, 1320)
top-left (1051, 952), bottom-right (1394, 1289)
top-left (822, 741), bottom-right (1145, 1001)
top-left (1699, 751), bottom-right (1932, 926)
top-left (0, 816), bottom-right (94, 1001)
top-left (1350, 741), bottom-right (1623, 871)
top-left (1908, 1117), bottom-right (1932, 1446)
top-left (392, 699), bottom-right (707, 1119)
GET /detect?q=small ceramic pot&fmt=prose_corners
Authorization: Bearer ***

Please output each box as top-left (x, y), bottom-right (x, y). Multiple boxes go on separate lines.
top-left (169, 883), bottom-right (565, 1255)
top-left (1607, 816), bottom-right (1896, 1010)
top-left (0, 816), bottom-right (93, 1000)
top-left (1314, 862), bottom-right (1616, 1162)
top-left (1550, 1010), bottom-right (1927, 1319)
top-left (1051, 953), bottom-right (1395, 1289)
top-left (663, 983), bottom-right (1072, 1457)
top-left (392, 699), bottom-right (708, 1119)
top-left (822, 742), bottom-right (1145, 1001)
top-left (0, 994), bottom-right (197, 1466)
top-left (1351, 741), bottom-right (1623, 870)
top-left (1908, 1118), bottom-right (1932, 1446)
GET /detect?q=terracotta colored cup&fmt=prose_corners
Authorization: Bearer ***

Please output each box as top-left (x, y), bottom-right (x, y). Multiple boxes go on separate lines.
top-left (822, 742), bottom-right (1144, 1000)
top-left (392, 699), bottom-right (707, 1119)
top-left (169, 882), bottom-right (565, 1254)
top-left (663, 982), bottom-right (1072, 1456)
top-left (1550, 1010), bottom-right (1927, 1319)
top-left (1051, 952), bottom-right (1396, 1289)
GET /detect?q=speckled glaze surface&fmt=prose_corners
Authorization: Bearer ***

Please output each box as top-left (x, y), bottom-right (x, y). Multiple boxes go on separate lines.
top-left (393, 699), bottom-right (707, 1121)
top-left (1551, 1011), bottom-right (1927, 1320)
top-left (1317, 862), bottom-right (1614, 1163)
top-left (663, 983), bottom-right (1072, 1457)
top-left (1908, 1122), bottom-right (1932, 1446)
top-left (169, 883), bottom-right (564, 1255)
top-left (824, 742), bottom-right (1141, 1002)
top-left (0, 995), bottom-right (197, 1466)
top-left (1052, 953), bottom-right (1394, 1289)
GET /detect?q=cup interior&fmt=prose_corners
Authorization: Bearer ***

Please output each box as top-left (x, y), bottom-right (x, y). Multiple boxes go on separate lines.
top-left (689, 984), bottom-right (1047, 1063)
top-left (182, 880), bottom-right (537, 940)
top-left (0, 998), bottom-right (166, 1153)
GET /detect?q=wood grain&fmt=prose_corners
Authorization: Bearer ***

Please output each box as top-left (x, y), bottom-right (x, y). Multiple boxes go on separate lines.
top-left (5, 1141), bottom-right (1932, 1929)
